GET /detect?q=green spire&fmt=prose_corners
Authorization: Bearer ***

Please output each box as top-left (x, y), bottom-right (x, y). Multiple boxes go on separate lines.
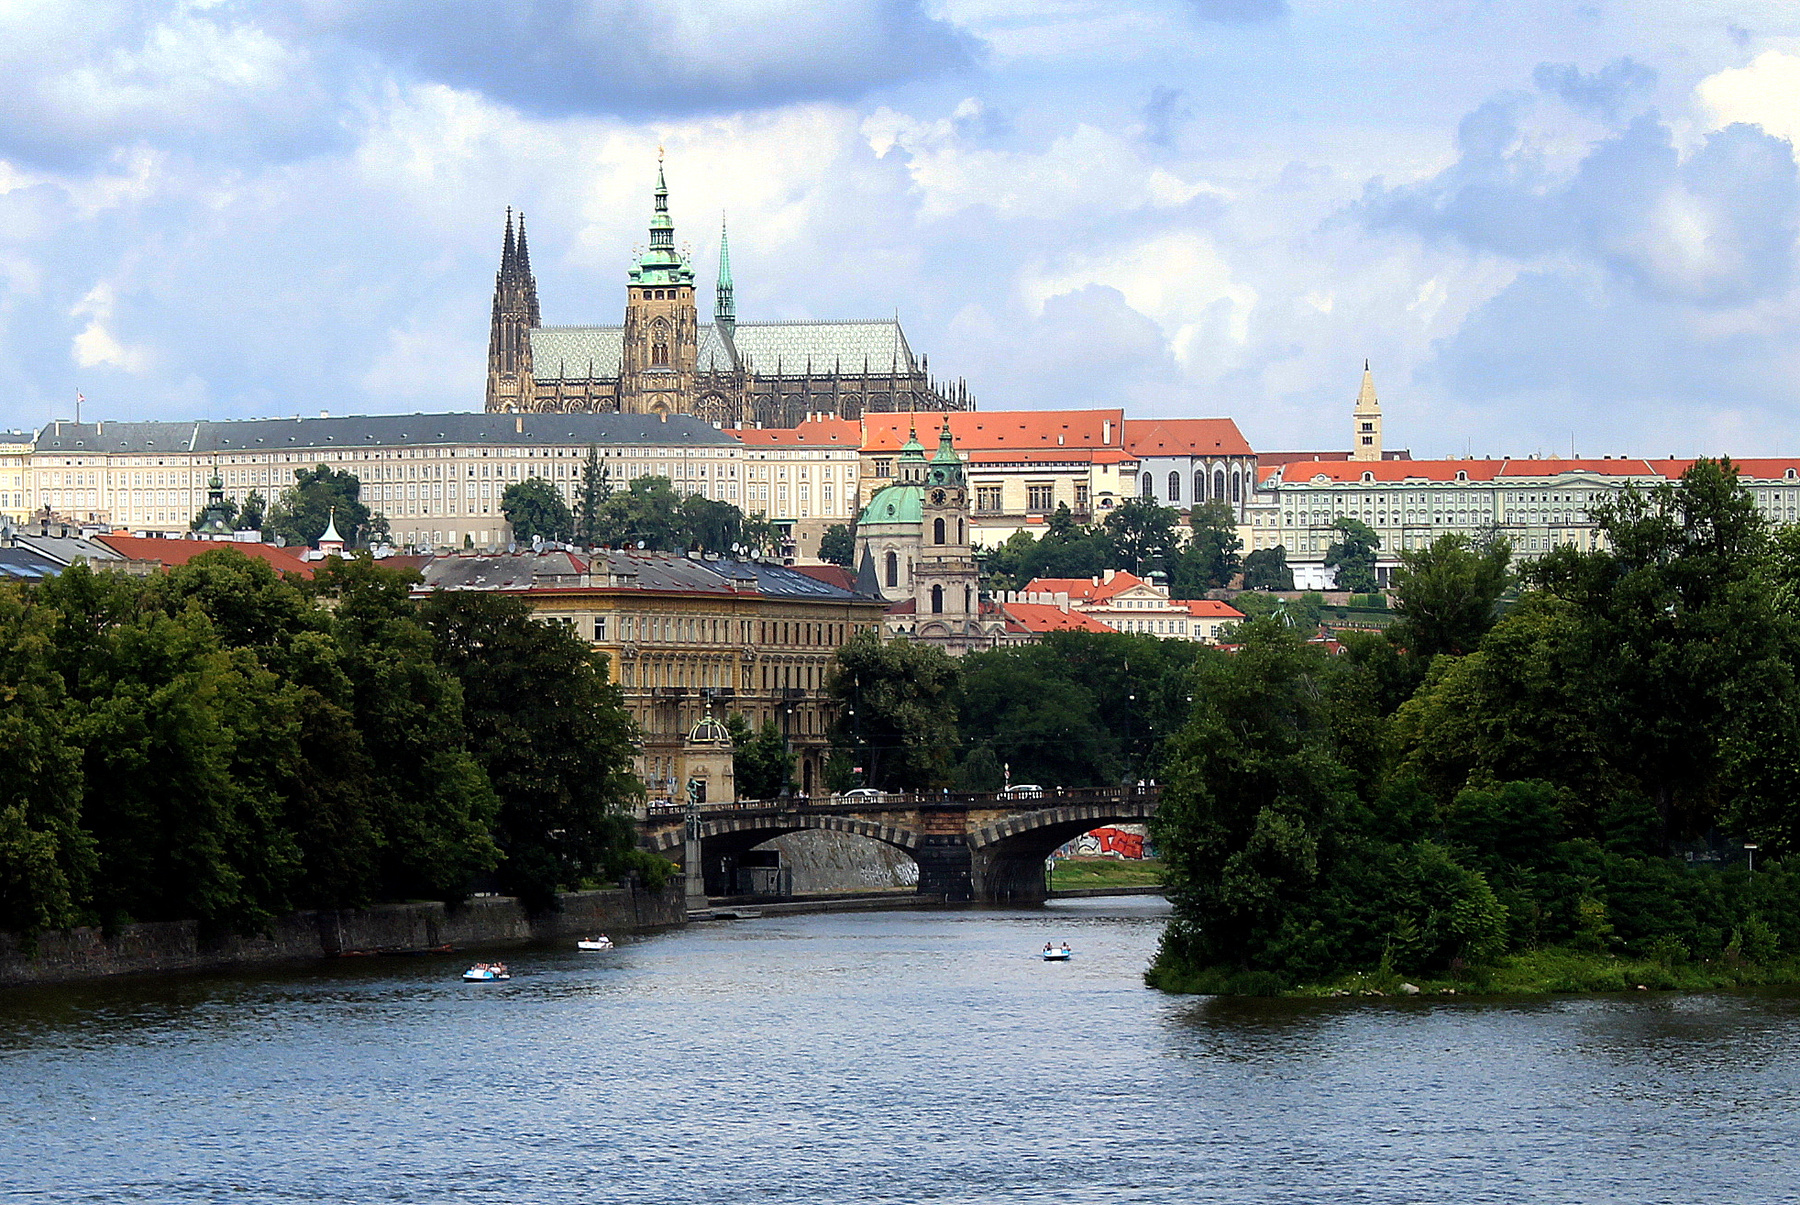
top-left (629, 150), bottom-right (694, 287)
top-left (900, 425), bottom-right (927, 459)
top-left (931, 417), bottom-right (961, 465)
top-left (715, 214), bottom-right (735, 334)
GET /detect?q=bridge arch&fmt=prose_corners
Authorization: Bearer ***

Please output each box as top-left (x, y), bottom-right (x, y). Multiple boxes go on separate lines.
top-left (967, 798), bottom-right (1159, 902)
top-left (646, 813), bottom-right (922, 856)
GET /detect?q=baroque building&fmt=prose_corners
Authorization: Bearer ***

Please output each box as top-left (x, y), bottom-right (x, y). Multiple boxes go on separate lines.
top-left (485, 158), bottom-right (972, 427)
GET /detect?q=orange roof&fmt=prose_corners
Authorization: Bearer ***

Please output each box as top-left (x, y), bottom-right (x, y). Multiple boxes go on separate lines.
top-left (1021, 571), bottom-right (1149, 604)
top-left (1268, 455), bottom-right (1800, 487)
top-left (95, 535), bottom-right (314, 579)
top-left (731, 418), bottom-right (862, 446)
top-left (1002, 602), bottom-right (1116, 634)
top-left (792, 564), bottom-right (857, 591)
top-left (1124, 418), bottom-right (1254, 458)
top-left (1183, 599), bottom-right (1245, 618)
top-left (860, 409), bottom-right (1126, 455)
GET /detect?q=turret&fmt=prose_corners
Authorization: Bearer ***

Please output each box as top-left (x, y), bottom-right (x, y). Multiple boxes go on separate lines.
top-left (1352, 360), bottom-right (1382, 462)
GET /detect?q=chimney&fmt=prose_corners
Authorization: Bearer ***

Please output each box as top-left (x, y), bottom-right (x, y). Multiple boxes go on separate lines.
top-left (320, 410), bottom-right (330, 419)
top-left (515, 414), bottom-right (523, 434)
top-left (1102, 419), bottom-right (1112, 445)
top-left (1103, 569), bottom-right (1116, 584)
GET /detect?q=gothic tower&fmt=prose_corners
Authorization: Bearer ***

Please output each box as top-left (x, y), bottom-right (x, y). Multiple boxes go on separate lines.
top-left (485, 208), bottom-right (541, 413)
top-left (1352, 360), bottom-right (1383, 461)
top-left (914, 419), bottom-right (977, 623)
top-left (621, 154), bottom-right (699, 416)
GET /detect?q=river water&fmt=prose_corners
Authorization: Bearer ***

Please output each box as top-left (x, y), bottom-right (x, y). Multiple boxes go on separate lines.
top-left (4, 898), bottom-right (1799, 1203)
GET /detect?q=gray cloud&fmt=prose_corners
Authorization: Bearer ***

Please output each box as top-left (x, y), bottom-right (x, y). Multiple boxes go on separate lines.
top-left (1143, 86), bottom-right (1190, 149)
top-left (1533, 57), bottom-right (1657, 123)
top-left (1364, 103), bottom-right (1798, 308)
top-left (298, 0), bottom-right (980, 118)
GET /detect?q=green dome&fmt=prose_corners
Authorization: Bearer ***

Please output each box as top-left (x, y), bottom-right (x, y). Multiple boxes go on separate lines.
top-left (857, 482), bottom-right (924, 526)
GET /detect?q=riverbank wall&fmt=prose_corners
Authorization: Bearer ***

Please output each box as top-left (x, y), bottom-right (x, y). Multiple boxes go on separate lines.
top-left (0, 880), bottom-right (687, 988)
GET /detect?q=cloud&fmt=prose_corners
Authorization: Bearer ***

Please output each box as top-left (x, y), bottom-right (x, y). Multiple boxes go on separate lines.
top-left (1532, 57), bottom-right (1657, 123)
top-left (1697, 50), bottom-right (1800, 145)
top-left (70, 283), bottom-right (151, 375)
top-left (0, 3), bottom-right (351, 168)
top-left (302, 0), bottom-right (979, 118)
top-left (1363, 103), bottom-right (1799, 308)
top-left (1143, 86), bottom-right (1190, 149)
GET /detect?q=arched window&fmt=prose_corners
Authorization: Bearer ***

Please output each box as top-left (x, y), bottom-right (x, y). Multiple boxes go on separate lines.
top-left (958, 519), bottom-right (964, 543)
top-left (931, 585), bottom-right (944, 614)
top-left (1213, 469), bottom-right (1226, 500)
top-left (1231, 471), bottom-right (1242, 502)
top-left (1141, 473), bottom-right (1154, 497)
top-left (885, 551), bottom-right (898, 588)
top-left (934, 517), bottom-right (946, 544)
top-left (1168, 472), bottom-right (1181, 502)
top-left (1194, 471), bottom-right (1204, 503)
top-left (964, 585), bottom-right (972, 613)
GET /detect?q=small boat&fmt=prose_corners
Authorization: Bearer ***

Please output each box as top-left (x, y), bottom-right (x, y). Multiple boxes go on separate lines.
top-left (462, 963), bottom-right (510, 982)
top-left (1041, 945), bottom-right (1073, 962)
top-left (576, 936), bottom-right (614, 952)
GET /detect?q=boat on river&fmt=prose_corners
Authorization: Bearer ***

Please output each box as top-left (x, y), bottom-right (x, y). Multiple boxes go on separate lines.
top-left (461, 963), bottom-right (510, 982)
top-left (1042, 944), bottom-right (1073, 962)
top-left (576, 936), bottom-right (614, 952)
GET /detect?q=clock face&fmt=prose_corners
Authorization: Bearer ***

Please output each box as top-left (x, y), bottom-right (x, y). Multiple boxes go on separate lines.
top-left (931, 489), bottom-right (946, 505)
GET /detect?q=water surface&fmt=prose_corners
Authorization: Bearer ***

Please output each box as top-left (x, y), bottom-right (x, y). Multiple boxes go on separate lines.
top-left (3, 899), bottom-right (1798, 1203)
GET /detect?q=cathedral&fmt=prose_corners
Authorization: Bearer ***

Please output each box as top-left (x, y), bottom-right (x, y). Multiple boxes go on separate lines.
top-left (485, 158), bottom-right (972, 427)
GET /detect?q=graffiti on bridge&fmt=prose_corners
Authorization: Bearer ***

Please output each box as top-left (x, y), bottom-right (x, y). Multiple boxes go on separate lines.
top-left (1053, 825), bottom-right (1154, 861)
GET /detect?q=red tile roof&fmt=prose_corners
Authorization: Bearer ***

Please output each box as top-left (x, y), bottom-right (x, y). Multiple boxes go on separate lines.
top-left (860, 409), bottom-right (1127, 454)
top-left (1021, 571), bottom-right (1149, 604)
top-left (1002, 602), bottom-right (1116, 634)
top-left (95, 535), bottom-right (314, 579)
top-left (1124, 418), bottom-right (1254, 458)
top-left (1182, 599), bottom-right (1245, 619)
top-left (1268, 455), bottom-right (1800, 487)
top-left (792, 564), bottom-right (857, 591)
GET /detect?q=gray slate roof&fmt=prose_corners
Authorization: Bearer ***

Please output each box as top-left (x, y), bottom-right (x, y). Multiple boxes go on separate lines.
top-left (532, 320), bottom-right (917, 382)
top-left (418, 548), bottom-right (877, 601)
top-left (0, 546), bottom-right (63, 579)
top-left (32, 412), bottom-right (738, 455)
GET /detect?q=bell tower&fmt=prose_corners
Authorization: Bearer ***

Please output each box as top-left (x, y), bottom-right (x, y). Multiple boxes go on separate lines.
top-left (1352, 360), bottom-right (1383, 461)
top-left (915, 419), bottom-right (977, 624)
top-left (621, 153), bottom-right (699, 416)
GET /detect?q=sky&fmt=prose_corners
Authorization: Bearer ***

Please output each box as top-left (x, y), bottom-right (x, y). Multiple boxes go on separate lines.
top-left (6, 1), bottom-right (1800, 458)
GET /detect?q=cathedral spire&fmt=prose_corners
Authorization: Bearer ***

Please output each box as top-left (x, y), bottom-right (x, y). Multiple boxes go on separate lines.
top-left (501, 207), bottom-right (516, 276)
top-left (715, 214), bottom-right (736, 336)
top-left (1351, 360), bottom-right (1383, 462)
top-left (630, 150), bottom-right (694, 286)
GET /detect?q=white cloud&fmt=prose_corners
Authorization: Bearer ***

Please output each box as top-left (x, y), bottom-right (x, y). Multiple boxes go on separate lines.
top-left (1696, 50), bottom-right (1800, 145)
top-left (69, 283), bottom-right (151, 374)
top-left (1022, 231), bottom-right (1256, 357)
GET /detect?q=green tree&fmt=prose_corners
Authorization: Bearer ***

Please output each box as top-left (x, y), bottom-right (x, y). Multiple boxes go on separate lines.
top-left (828, 630), bottom-right (962, 791)
top-left (421, 590), bottom-right (641, 910)
top-left (0, 589), bottom-right (95, 937)
top-left (728, 713), bottom-right (797, 800)
top-left (574, 445), bottom-right (610, 547)
top-left (1324, 517), bottom-right (1381, 593)
top-left (1170, 501), bottom-right (1243, 597)
top-left (236, 489), bottom-right (267, 532)
top-left (819, 523), bottom-right (856, 567)
top-left (1241, 545), bottom-right (1295, 591)
top-left (596, 476), bottom-right (683, 550)
top-left (1387, 533), bottom-right (1512, 659)
top-left (1103, 497), bottom-right (1181, 576)
top-left (740, 510), bottom-right (781, 558)
top-left (681, 494), bottom-right (744, 554)
top-left (502, 478), bottom-right (574, 544)
top-left (264, 465), bottom-right (370, 549)
top-left (366, 512), bottom-right (393, 547)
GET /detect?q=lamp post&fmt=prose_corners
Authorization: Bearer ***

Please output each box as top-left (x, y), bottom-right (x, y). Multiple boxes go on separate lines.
top-left (1746, 843), bottom-right (1759, 875)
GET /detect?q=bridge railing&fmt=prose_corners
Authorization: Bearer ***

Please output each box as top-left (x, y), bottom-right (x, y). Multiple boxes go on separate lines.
top-left (642, 785), bottom-right (1160, 820)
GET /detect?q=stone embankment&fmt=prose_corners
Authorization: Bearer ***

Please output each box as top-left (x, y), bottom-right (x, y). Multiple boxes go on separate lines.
top-left (0, 881), bottom-right (687, 988)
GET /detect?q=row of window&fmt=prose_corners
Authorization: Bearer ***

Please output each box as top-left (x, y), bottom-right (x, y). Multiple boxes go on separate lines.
top-left (1142, 469), bottom-right (1242, 504)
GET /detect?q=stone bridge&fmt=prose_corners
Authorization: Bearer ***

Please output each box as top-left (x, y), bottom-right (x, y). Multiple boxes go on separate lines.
top-left (640, 786), bottom-right (1160, 904)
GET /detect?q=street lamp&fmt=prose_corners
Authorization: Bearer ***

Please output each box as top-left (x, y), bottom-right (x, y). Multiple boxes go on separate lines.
top-left (1746, 843), bottom-right (1759, 875)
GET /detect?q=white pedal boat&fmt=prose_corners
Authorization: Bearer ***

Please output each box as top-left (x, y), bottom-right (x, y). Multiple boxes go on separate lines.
top-left (462, 964), bottom-right (510, 981)
top-left (1041, 947), bottom-right (1073, 962)
top-left (576, 937), bottom-right (614, 951)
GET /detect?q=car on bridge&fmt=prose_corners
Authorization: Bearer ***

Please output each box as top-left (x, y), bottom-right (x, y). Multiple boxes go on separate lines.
top-left (838, 788), bottom-right (885, 801)
top-left (1002, 784), bottom-right (1046, 799)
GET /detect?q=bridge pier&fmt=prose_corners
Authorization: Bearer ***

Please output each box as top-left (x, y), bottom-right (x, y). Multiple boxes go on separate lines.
top-left (914, 837), bottom-right (974, 902)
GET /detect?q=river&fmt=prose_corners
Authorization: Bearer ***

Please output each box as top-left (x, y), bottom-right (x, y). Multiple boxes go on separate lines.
top-left (3, 897), bottom-right (1798, 1203)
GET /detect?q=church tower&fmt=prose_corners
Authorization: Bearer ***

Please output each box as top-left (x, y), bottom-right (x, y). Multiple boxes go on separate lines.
top-left (485, 208), bottom-right (541, 413)
top-left (621, 153), bottom-right (699, 416)
top-left (1351, 360), bottom-right (1383, 461)
top-left (915, 419), bottom-right (977, 624)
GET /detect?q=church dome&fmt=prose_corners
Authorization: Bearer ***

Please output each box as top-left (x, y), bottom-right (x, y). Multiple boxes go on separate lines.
top-left (688, 715), bottom-right (731, 745)
top-left (857, 482), bottom-right (924, 527)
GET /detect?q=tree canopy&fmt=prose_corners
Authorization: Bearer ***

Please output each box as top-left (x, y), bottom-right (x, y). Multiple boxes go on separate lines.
top-left (501, 478), bottom-right (574, 544)
top-left (264, 465), bottom-right (371, 549)
top-left (1324, 517), bottom-right (1380, 593)
top-left (819, 524), bottom-right (856, 568)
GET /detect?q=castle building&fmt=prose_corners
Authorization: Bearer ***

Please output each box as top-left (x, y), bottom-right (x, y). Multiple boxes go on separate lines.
top-left (854, 421), bottom-right (1009, 655)
top-left (485, 158), bottom-right (972, 427)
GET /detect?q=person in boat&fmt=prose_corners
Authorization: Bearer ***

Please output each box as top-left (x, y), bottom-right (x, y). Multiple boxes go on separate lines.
top-left (1060, 943), bottom-right (1071, 954)
top-left (1044, 942), bottom-right (1053, 952)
